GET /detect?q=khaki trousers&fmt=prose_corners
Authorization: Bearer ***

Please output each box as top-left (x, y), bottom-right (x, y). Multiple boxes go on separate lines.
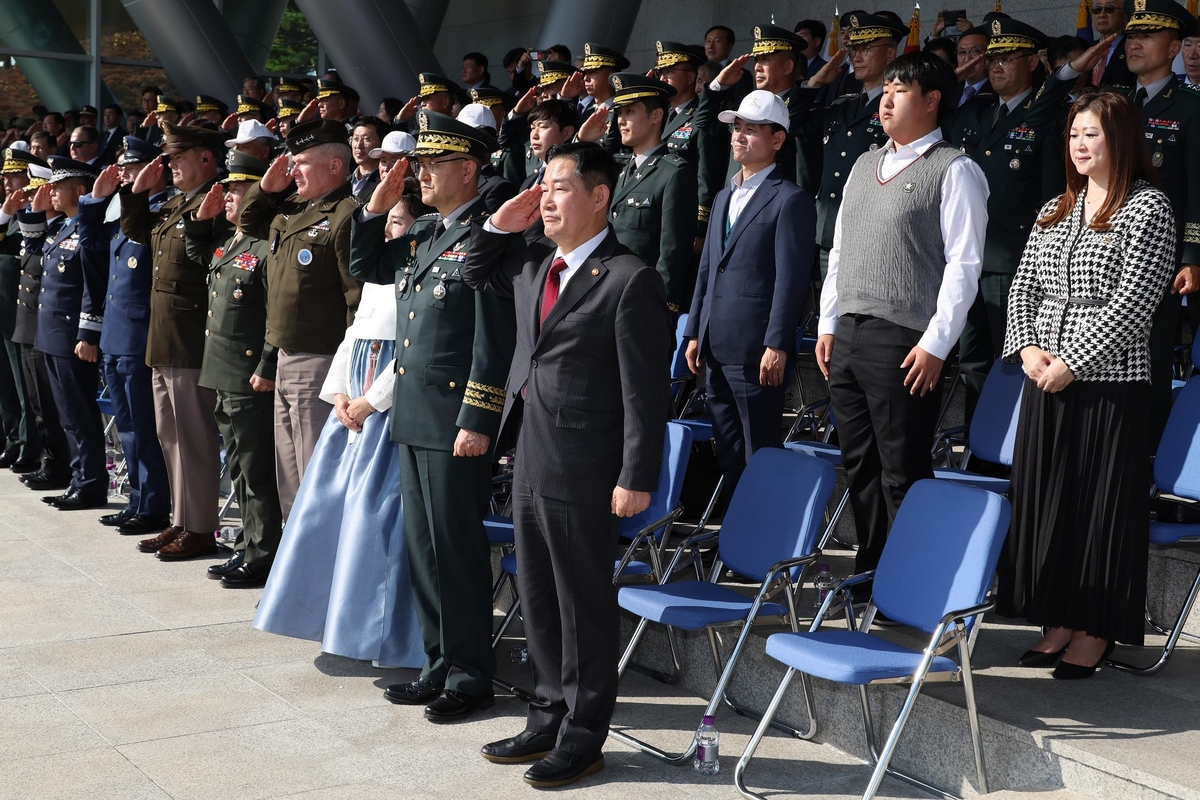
top-left (152, 366), bottom-right (220, 533)
top-left (274, 350), bottom-right (334, 520)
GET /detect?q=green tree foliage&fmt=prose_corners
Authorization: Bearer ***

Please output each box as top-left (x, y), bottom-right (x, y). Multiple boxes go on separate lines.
top-left (265, 1), bottom-right (317, 75)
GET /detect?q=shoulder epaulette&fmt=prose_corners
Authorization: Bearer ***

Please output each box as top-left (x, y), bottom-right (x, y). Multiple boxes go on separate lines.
top-left (1178, 82), bottom-right (1200, 96)
top-left (830, 92), bottom-right (862, 106)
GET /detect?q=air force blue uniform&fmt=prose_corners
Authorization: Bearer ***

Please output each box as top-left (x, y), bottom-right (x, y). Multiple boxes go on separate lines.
top-left (77, 190), bottom-right (170, 517)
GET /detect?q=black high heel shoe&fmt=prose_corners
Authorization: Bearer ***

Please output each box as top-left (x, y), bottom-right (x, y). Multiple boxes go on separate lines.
top-left (1017, 646), bottom-right (1068, 668)
top-left (1052, 641), bottom-right (1116, 680)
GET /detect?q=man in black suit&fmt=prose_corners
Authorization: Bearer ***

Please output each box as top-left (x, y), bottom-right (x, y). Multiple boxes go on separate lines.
top-left (463, 142), bottom-right (672, 789)
top-left (1094, 1), bottom-right (1135, 86)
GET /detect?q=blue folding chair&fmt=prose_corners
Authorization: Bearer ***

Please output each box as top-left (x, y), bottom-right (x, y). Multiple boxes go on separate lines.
top-left (734, 479), bottom-right (1011, 800)
top-left (1108, 377), bottom-right (1200, 675)
top-left (931, 358), bottom-right (1025, 494)
top-left (610, 448), bottom-right (836, 762)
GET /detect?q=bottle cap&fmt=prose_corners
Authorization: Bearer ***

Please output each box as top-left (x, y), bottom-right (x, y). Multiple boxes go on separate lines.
top-left (702, 715), bottom-right (715, 725)
top-left (819, 563), bottom-right (831, 571)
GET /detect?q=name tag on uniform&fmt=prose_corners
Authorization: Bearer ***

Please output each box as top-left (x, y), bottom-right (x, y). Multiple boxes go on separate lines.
top-left (1006, 126), bottom-right (1036, 142)
top-left (233, 253), bottom-right (260, 271)
top-left (1148, 117), bottom-right (1180, 131)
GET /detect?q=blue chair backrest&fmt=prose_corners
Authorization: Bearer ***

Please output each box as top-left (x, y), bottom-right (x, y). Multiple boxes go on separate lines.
top-left (718, 449), bottom-right (836, 582)
top-left (671, 313), bottom-right (690, 383)
top-left (620, 422), bottom-right (694, 539)
top-left (873, 479), bottom-right (1012, 633)
top-left (967, 359), bottom-right (1026, 466)
top-left (1155, 378), bottom-right (1200, 500)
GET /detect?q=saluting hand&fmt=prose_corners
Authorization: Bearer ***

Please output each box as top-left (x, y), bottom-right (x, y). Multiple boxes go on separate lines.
top-left (576, 108), bottom-right (608, 142)
top-left (131, 155), bottom-right (164, 195)
top-left (1, 188), bottom-right (22, 218)
top-left (91, 164), bottom-right (121, 200)
top-left (365, 159), bottom-right (408, 215)
top-left (195, 183), bottom-right (225, 221)
top-left (954, 54), bottom-right (985, 82)
top-left (30, 184), bottom-right (52, 214)
top-left (220, 113), bottom-right (239, 132)
top-left (1173, 264), bottom-right (1200, 295)
top-left (143, 111), bottom-right (159, 130)
top-left (901, 345), bottom-right (944, 396)
top-left (398, 96), bottom-right (420, 123)
top-left (513, 87), bottom-right (538, 117)
top-left (453, 428), bottom-right (491, 457)
top-left (296, 99), bottom-right (320, 124)
top-left (559, 70), bottom-right (585, 100)
top-left (265, 118), bottom-right (278, 133)
top-left (807, 51), bottom-right (846, 88)
top-left (490, 185), bottom-right (544, 233)
top-left (716, 54), bottom-right (752, 87)
top-left (260, 155), bottom-right (292, 194)
top-left (1068, 33), bottom-right (1118, 74)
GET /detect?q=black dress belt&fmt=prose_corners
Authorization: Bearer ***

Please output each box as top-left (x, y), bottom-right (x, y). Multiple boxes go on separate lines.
top-left (1046, 294), bottom-right (1107, 306)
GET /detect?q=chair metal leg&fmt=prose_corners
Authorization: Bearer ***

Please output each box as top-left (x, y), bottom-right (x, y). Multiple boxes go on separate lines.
top-left (733, 667), bottom-right (802, 800)
top-left (817, 487), bottom-right (850, 551)
top-left (1107, 564), bottom-right (1200, 675)
top-left (489, 593), bottom-right (536, 703)
top-left (958, 636), bottom-right (989, 795)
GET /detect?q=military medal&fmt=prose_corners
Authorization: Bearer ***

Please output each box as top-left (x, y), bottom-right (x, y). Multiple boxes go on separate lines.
top-left (1153, 152), bottom-right (1165, 167)
top-left (297, 248), bottom-right (313, 265)
top-left (233, 287), bottom-right (244, 300)
top-left (56, 262), bottom-right (65, 272)
top-left (1009, 158), bottom-right (1021, 171)
top-left (127, 257), bottom-right (137, 269)
top-left (398, 277), bottom-right (407, 292)
top-left (433, 282), bottom-right (447, 300)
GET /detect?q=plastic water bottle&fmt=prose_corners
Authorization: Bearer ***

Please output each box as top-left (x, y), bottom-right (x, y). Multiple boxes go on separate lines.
top-left (694, 715), bottom-right (720, 775)
top-left (510, 644), bottom-right (528, 664)
top-left (814, 564), bottom-right (835, 610)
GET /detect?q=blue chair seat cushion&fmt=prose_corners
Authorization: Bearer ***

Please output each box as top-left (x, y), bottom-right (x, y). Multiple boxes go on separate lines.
top-left (499, 551), bottom-right (652, 577)
top-left (618, 581), bottom-right (786, 630)
top-left (484, 514), bottom-right (515, 545)
top-left (784, 441), bottom-right (842, 468)
top-left (1149, 520), bottom-right (1200, 546)
top-left (933, 469), bottom-right (1010, 494)
top-left (764, 630), bottom-right (958, 685)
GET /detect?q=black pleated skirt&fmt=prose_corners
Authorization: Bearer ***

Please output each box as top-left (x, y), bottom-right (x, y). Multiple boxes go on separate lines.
top-left (997, 378), bottom-right (1150, 645)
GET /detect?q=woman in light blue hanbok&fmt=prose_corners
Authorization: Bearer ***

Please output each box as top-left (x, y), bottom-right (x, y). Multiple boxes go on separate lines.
top-left (254, 190), bottom-right (427, 668)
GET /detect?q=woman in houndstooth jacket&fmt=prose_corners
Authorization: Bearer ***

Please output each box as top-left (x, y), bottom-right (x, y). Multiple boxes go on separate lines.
top-left (999, 90), bottom-right (1177, 679)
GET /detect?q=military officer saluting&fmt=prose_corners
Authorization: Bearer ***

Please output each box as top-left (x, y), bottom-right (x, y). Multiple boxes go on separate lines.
top-left (121, 121), bottom-right (232, 560)
top-left (276, 99), bottom-right (303, 140)
top-left (20, 157), bottom-right (108, 510)
top-left (185, 151), bottom-right (282, 588)
top-left (583, 73), bottom-right (696, 312)
top-left (239, 118), bottom-right (362, 520)
top-left (77, 138), bottom-right (172, 534)
top-left (655, 42), bottom-right (707, 168)
top-left (350, 111), bottom-right (516, 721)
top-left (570, 44), bottom-right (628, 154)
top-left (802, 14), bottom-right (904, 275)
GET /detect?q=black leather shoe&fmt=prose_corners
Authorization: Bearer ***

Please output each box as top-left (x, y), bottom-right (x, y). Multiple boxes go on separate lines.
top-left (100, 507), bottom-right (137, 527)
top-left (9, 457), bottom-right (41, 474)
top-left (42, 490), bottom-right (78, 506)
top-left (523, 748), bottom-right (604, 788)
top-left (424, 689), bottom-right (494, 721)
top-left (221, 562), bottom-right (270, 588)
top-left (0, 449), bottom-right (19, 469)
top-left (384, 678), bottom-right (444, 705)
top-left (481, 731), bottom-right (557, 764)
top-left (1052, 642), bottom-right (1116, 680)
top-left (117, 514), bottom-right (173, 535)
top-left (55, 492), bottom-right (108, 511)
top-left (26, 472), bottom-right (72, 491)
top-left (207, 551), bottom-right (244, 579)
top-left (1018, 646), bottom-right (1067, 668)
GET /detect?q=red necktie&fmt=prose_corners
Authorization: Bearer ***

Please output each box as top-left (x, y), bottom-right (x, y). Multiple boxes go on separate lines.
top-left (539, 257), bottom-right (568, 326)
top-left (1092, 50), bottom-right (1106, 87)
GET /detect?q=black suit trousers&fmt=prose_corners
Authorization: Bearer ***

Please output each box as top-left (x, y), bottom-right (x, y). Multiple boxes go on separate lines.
top-left (397, 443), bottom-right (495, 695)
top-left (0, 335), bottom-right (31, 457)
top-left (513, 478), bottom-right (619, 756)
top-left (43, 353), bottom-right (107, 497)
top-left (702, 344), bottom-right (786, 496)
top-left (1147, 287), bottom-right (1181, 447)
top-left (18, 344), bottom-right (69, 473)
top-left (829, 315), bottom-right (941, 573)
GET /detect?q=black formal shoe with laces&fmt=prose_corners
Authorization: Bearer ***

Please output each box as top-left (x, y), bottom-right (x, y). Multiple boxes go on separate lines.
top-left (55, 492), bottom-right (108, 511)
top-left (0, 449), bottom-right (19, 469)
top-left (424, 689), bottom-right (494, 721)
top-left (100, 507), bottom-right (137, 527)
top-left (1017, 645), bottom-right (1068, 668)
top-left (522, 748), bottom-right (605, 788)
top-left (25, 472), bottom-right (72, 491)
top-left (384, 678), bottom-right (444, 705)
top-left (117, 514), bottom-right (173, 535)
top-left (1052, 642), bottom-right (1116, 680)
top-left (9, 457), bottom-right (41, 474)
top-left (481, 730), bottom-right (557, 764)
top-left (42, 490), bottom-right (78, 507)
top-left (221, 562), bottom-right (270, 588)
top-left (207, 551), bottom-right (244, 579)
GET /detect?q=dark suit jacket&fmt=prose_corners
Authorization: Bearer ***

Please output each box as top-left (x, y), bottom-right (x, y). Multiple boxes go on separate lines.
top-left (1099, 36), bottom-right (1135, 88)
top-left (685, 164), bottom-right (815, 365)
top-left (477, 163), bottom-right (518, 213)
top-left (463, 224), bottom-right (672, 505)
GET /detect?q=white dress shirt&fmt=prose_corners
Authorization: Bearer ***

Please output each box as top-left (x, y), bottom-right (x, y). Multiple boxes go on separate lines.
top-left (551, 225), bottom-right (609, 294)
top-left (725, 165), bottom-right (772, 230)
top-left (820, 127), bottom-right (989, 359)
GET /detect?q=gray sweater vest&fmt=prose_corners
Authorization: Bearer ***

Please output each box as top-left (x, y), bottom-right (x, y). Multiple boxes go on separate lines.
top-left (836, 143), bottom-right (962, 332)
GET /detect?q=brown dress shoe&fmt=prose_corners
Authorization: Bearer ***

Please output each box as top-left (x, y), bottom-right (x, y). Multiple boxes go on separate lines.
top-left (137, 525), bottom-right (183, 553)
top-left (156, 529), bottom-right (218, 561)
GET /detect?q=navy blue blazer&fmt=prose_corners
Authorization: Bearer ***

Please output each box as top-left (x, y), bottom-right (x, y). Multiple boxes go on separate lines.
top-left (76, 192), bottom-right (162, 358)
top-left (22, 210), bottom-right (108, 358)
top-left (684, 164), bottom-right (816, 366)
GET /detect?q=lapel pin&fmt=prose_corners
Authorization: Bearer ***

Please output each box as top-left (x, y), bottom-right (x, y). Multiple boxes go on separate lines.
top-left (591, 267), bottom-right (600, 275)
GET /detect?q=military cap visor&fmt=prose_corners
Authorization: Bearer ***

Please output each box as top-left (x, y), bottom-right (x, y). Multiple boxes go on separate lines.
top-left (159, 121), bottom-right (227, 154)
top-left (418, 73), bottom-right (460, 97)
top-left (316, 79), bottom-right (354, 99)
top-left (537, 60), bottom-right (578, 87)
top-left (469, 87), bottom-right (514, 109)
top-left (752, 24), bottom-right (806, 56)
top-left (236, 95), bottom-right (268, 115)
top-left (274, 80), bottom-right (302, 94)
top-left (1125, 0), bottom-right (1197, 35)
top-left (79, 105), bottom-right (98, 117)
top-left (220, 151), bottom-right (268, 184)
top-left (276, 100), bottom-right (304, 119)
top-left (118, 136), bottom-right (161, 165)
top-left (655, 41), bottom-right (705, 69)
top-left (846, 14), bottom-right (908, 44)
top-left (413, 110), bottom-right (497, 160)
top-left (195, 95), bottom-right (224, 113)
top-left (285, 118), bottom-right (350, 154)
top-left (1, 148), bottom-right (46, 175)
top-left (609, 73), bottom-right (677, 107)
top-left (46, 156), bottom-right (100, 184)
top-left (986, 18), bottom-right (1048, 54)
top-left (581, 43), bottom-right (631, 72)
top-left (155, 96), bottom-right (180, 113)
top-left (27, 164), bottom-right (50, 188)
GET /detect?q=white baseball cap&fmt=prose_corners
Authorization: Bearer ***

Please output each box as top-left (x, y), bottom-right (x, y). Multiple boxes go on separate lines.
top-left (457, 103), bottom-right (497, 132)
top-left (225, 119), bottom-right (276, 146)
top-left (717, 90), bottom-right (790, 131)
top-left (9, 140), bottom-right (28, 152)
top-left (368, 130), bottom-right (416, 159)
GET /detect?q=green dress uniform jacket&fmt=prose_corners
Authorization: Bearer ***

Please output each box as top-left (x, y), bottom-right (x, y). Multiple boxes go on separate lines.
top-left (238, 181), bottom-right (362, 355)
top-left (609, 145), bottom-right (697, 310)
top-left (813, 90), bottom-right (890, 250)
top-left (183, 220), bottom-right (276, 393)
top-left (348, 197), bottom-right (516, 450)
top-left (120, 182), bottom-right (232, 368)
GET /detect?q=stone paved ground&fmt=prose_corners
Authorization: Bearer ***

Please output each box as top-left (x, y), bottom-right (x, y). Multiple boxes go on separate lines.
top-left (0, 469), bottom-right (1084, 800)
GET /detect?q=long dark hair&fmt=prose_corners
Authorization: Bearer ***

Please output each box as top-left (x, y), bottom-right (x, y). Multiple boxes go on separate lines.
top-left (1038, 89), bottom-right (1155, 231)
